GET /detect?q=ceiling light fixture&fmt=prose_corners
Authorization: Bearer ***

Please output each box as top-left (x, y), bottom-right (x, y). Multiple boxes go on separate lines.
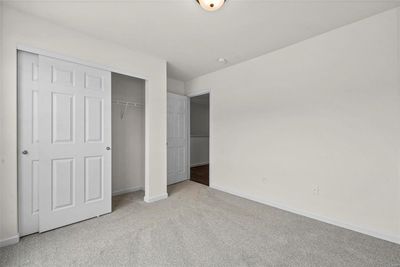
top-left (196, 0), bottom-right (226, 12)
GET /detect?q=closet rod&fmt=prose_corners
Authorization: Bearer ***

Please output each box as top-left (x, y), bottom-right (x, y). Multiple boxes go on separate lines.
top-left (112, 99), bottom-right (144, 107)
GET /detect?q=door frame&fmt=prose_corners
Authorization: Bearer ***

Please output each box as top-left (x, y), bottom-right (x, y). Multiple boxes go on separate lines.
top-left (186, 90), bottom-right (211, 186)
top-left (16, 45), bottom-right (150, 234)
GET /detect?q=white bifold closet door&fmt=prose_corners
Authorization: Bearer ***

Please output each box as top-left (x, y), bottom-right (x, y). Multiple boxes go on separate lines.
top-left (167, 93), bottom-right (188, 185)
top-left (18, 51), bottom-right (112, 234)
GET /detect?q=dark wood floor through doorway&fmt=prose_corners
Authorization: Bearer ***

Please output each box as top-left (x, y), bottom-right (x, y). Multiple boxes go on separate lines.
top-left (190, 164), bottom-right (209, 186)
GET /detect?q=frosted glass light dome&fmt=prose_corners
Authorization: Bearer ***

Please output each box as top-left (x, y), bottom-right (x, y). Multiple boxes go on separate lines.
top-left (196, 0), bottom-right (226, 12)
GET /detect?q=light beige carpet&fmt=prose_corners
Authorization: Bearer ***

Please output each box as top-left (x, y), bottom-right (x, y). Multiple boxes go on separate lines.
top-left (1, 180), bottom-right (399, 266)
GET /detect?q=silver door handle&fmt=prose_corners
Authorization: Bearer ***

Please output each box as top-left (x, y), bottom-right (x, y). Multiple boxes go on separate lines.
top-left (106, 147), bottom-right (111, 151)
top-left (22, 150), bottom-right (28, 155)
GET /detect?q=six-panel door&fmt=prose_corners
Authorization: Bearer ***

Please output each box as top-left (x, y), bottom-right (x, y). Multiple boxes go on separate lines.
top-left (37, 55), bottom-right (111, 232)
top-left (167, 93), bottom-right (188, 185)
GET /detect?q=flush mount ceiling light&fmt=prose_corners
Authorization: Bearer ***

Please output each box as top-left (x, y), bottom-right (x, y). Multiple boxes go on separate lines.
top-left (196, 0), bottom-right (226, 12)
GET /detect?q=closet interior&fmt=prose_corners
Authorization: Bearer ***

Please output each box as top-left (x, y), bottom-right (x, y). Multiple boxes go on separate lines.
top-left (112, 73), bottom-right (145, 196)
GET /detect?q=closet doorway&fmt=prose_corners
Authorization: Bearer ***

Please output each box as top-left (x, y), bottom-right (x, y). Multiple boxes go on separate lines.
top-left (189, 93), bottom-right (210, 186)
top-left (111, 74), bottom-right (145, 196)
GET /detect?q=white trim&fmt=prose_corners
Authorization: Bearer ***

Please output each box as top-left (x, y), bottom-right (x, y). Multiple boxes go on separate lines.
top-left (211, 184), bottom-right (400, 245)
top-left (144, 193), bottom-right (168, 203)
top-left (190, 162), bottom-right (209, 167)
top-left (0, 235), bottom-right (20, 248)
top-left (209, 90), bottom-right (213, 187)
top-left (397, 8), bottom-right (400, 241)
top-left (186, 96), bottom-right (192, 180)
top-left (112, 186), bottom-right (143, 196)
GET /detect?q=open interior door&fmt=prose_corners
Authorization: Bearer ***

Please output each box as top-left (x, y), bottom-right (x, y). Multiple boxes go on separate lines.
top-left (167, 93), bottom-right (188, 185)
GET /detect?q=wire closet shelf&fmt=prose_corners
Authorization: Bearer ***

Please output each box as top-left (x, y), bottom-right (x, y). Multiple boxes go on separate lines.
top-left (112, 99), bottom-right (144, 119)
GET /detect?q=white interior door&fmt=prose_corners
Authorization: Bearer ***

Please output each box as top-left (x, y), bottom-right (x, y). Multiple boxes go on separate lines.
top-left (167, 93), bottom-right (188, 185)
top-left (37, 55), bottom-right (112, 232)
top-left (18, 51), bottom-right (40, 236)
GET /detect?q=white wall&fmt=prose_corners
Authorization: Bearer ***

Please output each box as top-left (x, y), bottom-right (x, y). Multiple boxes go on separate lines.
top-left (167, 78), bottom-right (185, 95)
top-left (0, 1), bottom-right (7, 246)
top-left (112, 73), bottom-right (145, 195)
top-left (0, 6), bottom-right (167, 246)
top-left (190, 101), bottom-right (209, 136)
top-left (190, 100), bottom-right (210, 166)
top-left (190, 138), bottom-right (209, 167)
top-left (186, 8), bottom-right (400, 243)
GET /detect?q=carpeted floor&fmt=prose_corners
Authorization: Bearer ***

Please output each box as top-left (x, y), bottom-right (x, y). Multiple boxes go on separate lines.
top-left (1, 180), bottom-right (399, 266)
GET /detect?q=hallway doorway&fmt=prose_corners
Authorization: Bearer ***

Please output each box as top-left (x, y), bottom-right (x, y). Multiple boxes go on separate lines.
top-left (189, 93), bottom-right (209, 186)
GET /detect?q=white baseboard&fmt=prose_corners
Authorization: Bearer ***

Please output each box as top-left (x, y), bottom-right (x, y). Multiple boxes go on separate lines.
top-left (0, 234), bottom-right (19, 248)
top-left (144, 193), bottom-right (168, 203)
top-left (112, 186), bottom-right (143, 196)
top-left (211, 184), bottom-right (400, 245)
top-left (190, 162), bottom-right (209, 167)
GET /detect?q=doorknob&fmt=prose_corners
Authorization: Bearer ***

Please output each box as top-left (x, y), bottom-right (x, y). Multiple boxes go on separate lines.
top-left (22, 150), bottom-right (28, 155)
top-left (106, 147), bottom-right (111, 151)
